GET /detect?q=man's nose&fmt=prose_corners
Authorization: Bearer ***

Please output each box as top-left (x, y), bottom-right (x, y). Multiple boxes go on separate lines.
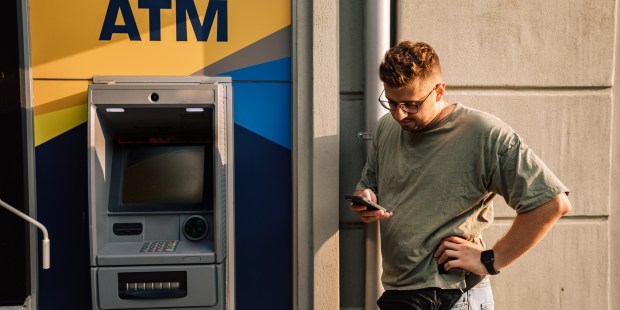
top-left (393, 105), bottom-right (408, 119)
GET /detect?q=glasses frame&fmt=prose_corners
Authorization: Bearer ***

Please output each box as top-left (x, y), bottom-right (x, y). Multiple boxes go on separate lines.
top-left (378, 84), bottom-right (440, 114)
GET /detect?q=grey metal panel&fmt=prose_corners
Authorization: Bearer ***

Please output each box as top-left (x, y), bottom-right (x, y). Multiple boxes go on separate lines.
top-left (93, 76), bottom-right (232, 84)
top-left (99, 214), bottom-right (217, 266)
top-left (97, 240), bottom-right (217, 266)
top-left (89, 101), bottom-right (115, 266)
top-left (95, 264), bottom-right (224, 310)
top-left (87, 76), bottom-right (232, 309)
top-left (213, 83), bottom-right (229, 263)
top-left (222, 83), bottom-right (235, 310)
top-left (91, 89), bottom-right (215, 105)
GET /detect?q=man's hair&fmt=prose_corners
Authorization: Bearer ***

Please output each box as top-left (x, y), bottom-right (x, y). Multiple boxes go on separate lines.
top-left (379, 41), bottom-right (442, 88)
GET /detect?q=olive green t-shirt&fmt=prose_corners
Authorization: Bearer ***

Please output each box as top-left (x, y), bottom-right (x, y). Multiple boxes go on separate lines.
top-left (356, 103), bottom-right (569, 291)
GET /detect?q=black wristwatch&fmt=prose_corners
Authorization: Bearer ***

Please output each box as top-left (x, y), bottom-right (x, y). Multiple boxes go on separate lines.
top-left (480, 250), bottom-right (500, 275)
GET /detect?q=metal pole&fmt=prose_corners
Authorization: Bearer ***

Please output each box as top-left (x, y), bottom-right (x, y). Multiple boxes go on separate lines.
top-left (363, 0), bottom-right (390, 309)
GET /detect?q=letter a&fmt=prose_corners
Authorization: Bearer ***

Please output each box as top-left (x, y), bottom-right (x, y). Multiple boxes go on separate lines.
top-left (100, 0), bottom-right (141, 41)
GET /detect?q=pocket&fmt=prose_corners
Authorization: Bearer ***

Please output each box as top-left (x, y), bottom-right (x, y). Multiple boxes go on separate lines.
top-left (449, 302), bottom-right (468, 310)
top-left (377, 290), bottom-right (440, 310)
top-left (473, 277), bottom-right (491, 289)
top-left (482, 302), bottom-right (494, 309)
top-left (378, 298), bottom-right (438, 310)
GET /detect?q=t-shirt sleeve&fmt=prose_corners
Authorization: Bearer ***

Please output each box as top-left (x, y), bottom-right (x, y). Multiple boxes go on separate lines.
top-left (355, 119), bottom-right (382, 193)
top-left (488, 134), bottom-right (570, 213)
top-left (356, 165), bottom-right (377, 193)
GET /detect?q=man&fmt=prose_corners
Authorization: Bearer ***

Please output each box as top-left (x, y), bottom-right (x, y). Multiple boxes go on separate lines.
top-left (349, 41), bottom-right (571, 310)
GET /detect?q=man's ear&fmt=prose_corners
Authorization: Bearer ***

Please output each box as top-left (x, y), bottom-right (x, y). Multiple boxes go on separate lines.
top-left (435, 82), bottom-right (447, 101)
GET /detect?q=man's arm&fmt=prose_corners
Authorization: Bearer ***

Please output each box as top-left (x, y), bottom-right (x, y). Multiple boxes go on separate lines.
top-left (435, 193), bottom-right (571, 275)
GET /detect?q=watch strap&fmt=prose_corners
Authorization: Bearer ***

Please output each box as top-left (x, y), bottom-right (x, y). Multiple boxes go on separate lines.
top-left (481, 249), bottom-right (500, 275)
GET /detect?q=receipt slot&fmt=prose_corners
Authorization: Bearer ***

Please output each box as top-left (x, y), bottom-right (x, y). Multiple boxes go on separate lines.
top-left (87, 76), bottom-right (233, 310)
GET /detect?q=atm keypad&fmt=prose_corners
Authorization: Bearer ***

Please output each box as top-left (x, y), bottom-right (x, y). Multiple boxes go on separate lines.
top-left (140, 240), bottom-right (178, 253)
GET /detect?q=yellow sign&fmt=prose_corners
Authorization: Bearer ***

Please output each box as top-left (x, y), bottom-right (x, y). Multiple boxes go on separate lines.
top-left (31, 0), bottom-right (291, 78)
top-left (30, 0), bottom-right (291, 145)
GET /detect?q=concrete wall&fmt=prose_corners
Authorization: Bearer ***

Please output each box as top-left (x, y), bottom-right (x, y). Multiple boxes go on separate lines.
top-left (303, 0), bottom-right (617, 309)
top-left (611, 6), bottom-right (620, 309)
top-left (396, 0), bottom-right (615, 309)
top-left (293, 0), bottom-right (341, 309)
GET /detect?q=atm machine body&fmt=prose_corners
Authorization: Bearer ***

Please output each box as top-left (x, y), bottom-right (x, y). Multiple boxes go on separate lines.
top-left (87, 76), bottom-right (233, 310)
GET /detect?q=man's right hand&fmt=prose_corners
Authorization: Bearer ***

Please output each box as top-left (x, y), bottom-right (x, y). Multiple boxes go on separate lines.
top-left (348, 189), bottom-right (392, 223)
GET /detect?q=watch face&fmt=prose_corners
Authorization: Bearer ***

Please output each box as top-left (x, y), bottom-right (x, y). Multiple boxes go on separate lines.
top-left (481, 250), bottom-right (494, 263)
top-left (481, 250), bottom-right (499, 275)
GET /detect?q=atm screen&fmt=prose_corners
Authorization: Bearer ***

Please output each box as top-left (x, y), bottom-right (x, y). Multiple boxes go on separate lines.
top-left (123, 146), bottom-right (204, 204)
top-left (109, 144), bottom-right (213, 213)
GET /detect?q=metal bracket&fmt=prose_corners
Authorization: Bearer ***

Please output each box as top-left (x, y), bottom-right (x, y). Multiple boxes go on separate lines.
top-left (357, 132), bottom-right (373, 140)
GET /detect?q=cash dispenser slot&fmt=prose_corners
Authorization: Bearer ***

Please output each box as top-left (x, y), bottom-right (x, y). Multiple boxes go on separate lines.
top-left (113, 223), bottom-right (143, 236)
top-left (118, 271), bottom-right (187, 299)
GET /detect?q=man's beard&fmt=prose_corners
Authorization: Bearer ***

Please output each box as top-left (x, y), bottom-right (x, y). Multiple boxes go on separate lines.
top-left (399, 119), bottom-right (424, 132)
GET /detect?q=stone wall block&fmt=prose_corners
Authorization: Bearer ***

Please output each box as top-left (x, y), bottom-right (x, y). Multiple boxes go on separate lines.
top-left (483, 221), bottom-right (608, 309)
top-left (397, 0), bottom-right (615, 87)
top-left (446, 90), bottom-right (611, 217)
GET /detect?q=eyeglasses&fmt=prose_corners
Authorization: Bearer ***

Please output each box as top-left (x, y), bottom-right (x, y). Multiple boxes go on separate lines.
top-left (378, 84), bottom-right (439, 114)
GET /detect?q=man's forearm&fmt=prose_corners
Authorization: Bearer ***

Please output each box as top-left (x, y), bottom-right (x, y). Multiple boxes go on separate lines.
top-left (492, 193), bottom-right (571, 271)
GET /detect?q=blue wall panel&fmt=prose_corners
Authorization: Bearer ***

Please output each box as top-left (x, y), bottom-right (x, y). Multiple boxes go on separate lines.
top-left (234, 124), bottom-right (292, 309)
top-left (227, 58), bottom-right (292, 309)
top-left (35, 124), bottom-right (92, 310)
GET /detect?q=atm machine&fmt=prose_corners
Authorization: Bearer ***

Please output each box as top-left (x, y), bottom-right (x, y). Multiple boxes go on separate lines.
top-left (87, 76), bottom-right (234, 310)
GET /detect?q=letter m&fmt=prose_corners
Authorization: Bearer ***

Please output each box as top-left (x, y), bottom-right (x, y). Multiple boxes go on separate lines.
top-left (177, 0), bottom-right (228, 42)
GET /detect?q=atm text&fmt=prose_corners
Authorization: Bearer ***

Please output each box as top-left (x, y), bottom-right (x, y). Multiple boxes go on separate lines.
top-left (100, 0), bottom-right (228, 41)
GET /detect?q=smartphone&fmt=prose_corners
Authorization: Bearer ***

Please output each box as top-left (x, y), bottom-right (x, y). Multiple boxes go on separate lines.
top-left (344, 194), bottom-right (388, 212)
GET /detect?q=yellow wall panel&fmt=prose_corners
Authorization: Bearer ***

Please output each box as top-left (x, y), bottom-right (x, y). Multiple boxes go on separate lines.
top-left (30, 0), bottom-right (291, 79)
top-left (34, 104), bottom-right (88, 146)
top-left (33, 80), bottom-right (89, 146)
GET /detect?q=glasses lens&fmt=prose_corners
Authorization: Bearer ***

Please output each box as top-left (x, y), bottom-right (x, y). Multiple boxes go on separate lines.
top-left (377, 85), bottom-right (438, 114)
top-left (378, 91), bottom-right (395, 111)
top-left (377, 91), bottom-right (423, 113)
top-left (401, 104), bottom-right (418, 113)
top-left (379, 101), bottom-right (390, 110)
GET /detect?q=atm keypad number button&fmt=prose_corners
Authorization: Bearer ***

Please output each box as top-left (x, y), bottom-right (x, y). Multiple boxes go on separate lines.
top-left (140, 240), bottom-right (179, 253)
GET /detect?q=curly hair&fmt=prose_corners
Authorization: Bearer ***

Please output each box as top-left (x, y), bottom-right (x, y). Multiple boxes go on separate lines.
top-left (379, 41), bottom-right (442, 88)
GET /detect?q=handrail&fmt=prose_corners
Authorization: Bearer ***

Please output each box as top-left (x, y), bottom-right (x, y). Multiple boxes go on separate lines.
top-left (0, 198), bottom-right (50, 269)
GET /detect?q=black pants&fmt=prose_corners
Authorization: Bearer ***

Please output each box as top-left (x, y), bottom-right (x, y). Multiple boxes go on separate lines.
top-left (377, 288), bottom-right (463, 310)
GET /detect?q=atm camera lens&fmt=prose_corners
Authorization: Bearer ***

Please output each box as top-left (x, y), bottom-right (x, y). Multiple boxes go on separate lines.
top-left (150, 93), bottom-right (159, 102)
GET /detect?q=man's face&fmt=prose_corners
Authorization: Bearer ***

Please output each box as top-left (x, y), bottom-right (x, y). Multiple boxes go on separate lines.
top-left (383, 80), bottom-right (441, 132)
